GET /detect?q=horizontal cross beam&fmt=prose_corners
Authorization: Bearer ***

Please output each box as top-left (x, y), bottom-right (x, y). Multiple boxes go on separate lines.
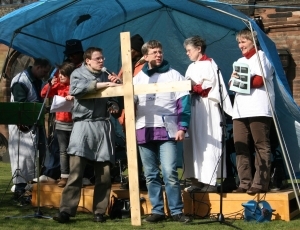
top-left (82, 80), bottom-right (191, 99)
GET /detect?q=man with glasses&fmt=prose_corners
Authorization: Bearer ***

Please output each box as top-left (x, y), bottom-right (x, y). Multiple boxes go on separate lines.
top-left (133, 40), bottom-right (191, 223)
top-left (53, 47), bottom-right (121, 223)
top-left (35, 39), bottom-right (94, 186)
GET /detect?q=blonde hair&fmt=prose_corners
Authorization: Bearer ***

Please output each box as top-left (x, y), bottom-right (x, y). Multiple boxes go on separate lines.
top-left (236, 29), bottom-right (258, 44)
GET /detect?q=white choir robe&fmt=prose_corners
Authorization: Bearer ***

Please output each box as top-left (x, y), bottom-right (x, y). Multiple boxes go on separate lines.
top-left (183, 59), bottom-right (232, 186)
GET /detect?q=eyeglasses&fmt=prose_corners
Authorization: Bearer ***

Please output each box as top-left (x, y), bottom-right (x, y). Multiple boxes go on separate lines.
top-left (91, 57), bottom-right (105, 61)
top-left (147, 51), bottom-right (163, 56)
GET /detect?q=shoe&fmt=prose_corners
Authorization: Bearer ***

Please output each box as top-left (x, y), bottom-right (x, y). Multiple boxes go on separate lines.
top-left (232, 187), bottom-right (247, 193)
top-left (33, 175), bottom-right (56, 183)
top-left (82, 177), bottom-right (92, 187)
top-left (11, 185), bottom-right (16, 193)
top-left (94, 213), bottom-right (106, 223)
top-left (53, 211), bottom-right (70, 223)
top-left (172, 213), bottom-right (192, 223)
top-left (57, 178), bottom-right (68, 188)
top-left (200, 184), bottom-right (217, 193)
top-left (11, 184), bottom-right (33, 192)
top-left (184, 185), bottom-right (202, 193)
top-left (247, 187), bottom-right (267, 194)
top-left (143, 214), bottom-right (166, 223)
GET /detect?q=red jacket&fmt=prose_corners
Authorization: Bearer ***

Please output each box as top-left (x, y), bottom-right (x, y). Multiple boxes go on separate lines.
top-left (41, 82), bottom-right (73, 123)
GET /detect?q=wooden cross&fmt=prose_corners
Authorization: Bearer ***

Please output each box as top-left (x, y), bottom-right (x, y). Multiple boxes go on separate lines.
top-left (83, 32), bottom-right (191, 226)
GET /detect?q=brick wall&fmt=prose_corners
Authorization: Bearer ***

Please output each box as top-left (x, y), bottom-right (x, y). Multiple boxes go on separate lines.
top-left (0, 45), bottom-right (9, 139)
top-left (255, 3), bottom-right (300, 105)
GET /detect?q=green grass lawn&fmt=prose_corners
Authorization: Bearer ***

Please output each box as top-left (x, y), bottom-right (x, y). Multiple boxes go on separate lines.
top-left (0, 161), bottom-right (299, 230)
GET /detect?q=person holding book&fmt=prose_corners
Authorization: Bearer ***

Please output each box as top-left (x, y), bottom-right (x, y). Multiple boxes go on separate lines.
top-left (41, 62), bottom-right (75, 187)
top-left (133, 40), bottom-right (191, 223)
top-left (182, 35), bottom-right (232, 193)
top-left (230, 28), bottom-right (275, 194)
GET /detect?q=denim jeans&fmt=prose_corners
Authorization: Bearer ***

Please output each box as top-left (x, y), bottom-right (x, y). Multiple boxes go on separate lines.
top-left (56, 129), bottom-right (72, 175)
top-left (138, 140), bottom-right (183, 216)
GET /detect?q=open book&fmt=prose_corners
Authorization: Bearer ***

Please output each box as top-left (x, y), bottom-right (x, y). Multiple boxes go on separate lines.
top-left (229, 62), bottom-right (251, 94)
top-left (162, 115), bottom-right (189, 139)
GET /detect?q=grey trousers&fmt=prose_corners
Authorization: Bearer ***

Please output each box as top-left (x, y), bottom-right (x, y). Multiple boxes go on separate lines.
top-left (233, 116), bottom-right (272, 191)
top-left (59, 155), bottom-right (111, 216)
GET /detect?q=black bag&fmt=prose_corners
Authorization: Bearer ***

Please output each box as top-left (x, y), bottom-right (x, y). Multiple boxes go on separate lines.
top-left (108, 195), bottom-right (130, 219)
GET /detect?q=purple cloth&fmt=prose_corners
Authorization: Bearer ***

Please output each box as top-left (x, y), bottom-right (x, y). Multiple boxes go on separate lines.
top-left (136, 127), bottom-right (169, 144)
top-left (136, 126), bottom-right (186, 144)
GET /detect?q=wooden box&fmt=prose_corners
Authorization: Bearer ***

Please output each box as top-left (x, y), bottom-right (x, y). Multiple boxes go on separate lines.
top-left (182, 189), bottom-right (300, 221)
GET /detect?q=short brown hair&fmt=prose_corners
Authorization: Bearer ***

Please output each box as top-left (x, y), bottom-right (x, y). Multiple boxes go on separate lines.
top-left (57, 62), bottom-right (75, 77)
top-left (33, 58), bottom-right (51, 68)
top-left (83, 47), bottom-right (103, 63)
top-left (141, 40), bottom-right (162, 55)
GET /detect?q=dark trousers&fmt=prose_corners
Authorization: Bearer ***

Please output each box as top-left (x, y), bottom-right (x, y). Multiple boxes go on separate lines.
top-left (56, 129), bottom-right (71, 175)
top-left (233, 116), bottom-right (272, 191)
top-left (59, 156), bottom-right (111, 216)
top-left (42, 130), bottom-right (60, 179)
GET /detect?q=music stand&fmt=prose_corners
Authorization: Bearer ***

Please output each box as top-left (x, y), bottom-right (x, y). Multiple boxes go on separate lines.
top-left (0, 102), bottom-right (44, 200)
top-left (0, 102), bottom-right (52, 219)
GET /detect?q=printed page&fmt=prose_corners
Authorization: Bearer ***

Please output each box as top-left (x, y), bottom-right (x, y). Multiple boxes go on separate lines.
top-left (229, 62), bottom-right (251, 94)
top-left (50, 95), bottom-right (73, 113)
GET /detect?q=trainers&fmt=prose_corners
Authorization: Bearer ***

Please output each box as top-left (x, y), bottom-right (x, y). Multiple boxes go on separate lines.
top-left (82, 177), bottom-right (92, 187)
top-left (11, 185), bottom-right (15, 193)
top-left (53, 211), bottom-right (70, 223)
top-left (172, 213), bottom-right (192, 223)
top-left (11, 184), bottom-right (33, 192)
top-left (33, 175), bottom-right (56, 183)
top-left (184, 185), bottom-right (202, 193)
top-left (143, 214), bottom-right (165, 223)
top-left (57, 178), bottom-right (68, 188)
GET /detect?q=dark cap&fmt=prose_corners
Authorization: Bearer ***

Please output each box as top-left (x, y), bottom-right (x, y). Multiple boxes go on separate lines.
top-left (131, 34), bottom-right (144, 53)
top-left (63, 39), bottom-right (83, 56)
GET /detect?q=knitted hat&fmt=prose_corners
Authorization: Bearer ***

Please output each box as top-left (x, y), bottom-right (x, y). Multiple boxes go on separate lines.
top-left (130, 34), bottom-right (144, 53)
top-left (63, 39), bottom-right (83, 56)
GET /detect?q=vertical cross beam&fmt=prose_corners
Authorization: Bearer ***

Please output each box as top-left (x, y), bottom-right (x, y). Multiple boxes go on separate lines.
top-left (120, 32), bottom-right (141, 226)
